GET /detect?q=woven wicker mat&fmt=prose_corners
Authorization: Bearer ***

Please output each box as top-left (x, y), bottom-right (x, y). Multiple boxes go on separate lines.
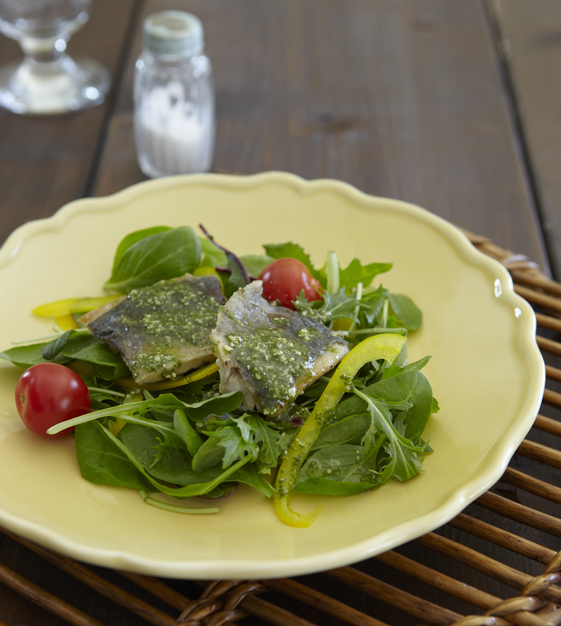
top-left (1, 231), bottom-right (560, 626)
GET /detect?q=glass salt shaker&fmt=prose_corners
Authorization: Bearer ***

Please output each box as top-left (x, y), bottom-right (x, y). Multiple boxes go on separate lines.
top-left (133, 10), bottom-right (215, 178)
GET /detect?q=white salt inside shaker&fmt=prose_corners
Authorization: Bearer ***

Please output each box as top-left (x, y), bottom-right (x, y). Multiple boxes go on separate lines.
top-left (133, 11), bottom-right (215, 178)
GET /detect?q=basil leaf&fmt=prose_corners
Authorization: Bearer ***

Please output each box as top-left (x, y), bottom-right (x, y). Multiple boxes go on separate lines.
top-left (104, 226), bottom-right (201, 294)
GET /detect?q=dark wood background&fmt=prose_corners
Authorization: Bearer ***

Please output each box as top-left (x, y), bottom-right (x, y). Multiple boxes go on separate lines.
top-left (0, 1), bottom-right (560, 624)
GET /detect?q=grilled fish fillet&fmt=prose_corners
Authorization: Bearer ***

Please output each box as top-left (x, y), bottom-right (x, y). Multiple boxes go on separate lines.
top-left (81, 274), bottom-right (225, 384)
top-left (210, 281), bottom-right (349, 416)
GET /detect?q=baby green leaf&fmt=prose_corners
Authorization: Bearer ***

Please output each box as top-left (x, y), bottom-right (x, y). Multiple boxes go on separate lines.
top-left (104, 226), bottom-right (201, 294)
top-left (263, 242), bottom-right (320, 280)
top-left (174, 409), bottom-right (203, 456)
top-left (111, 226), bottom-right (172, 272)
top-left (339, 258), bottom-right (392, 291)
top-left (388, 293), bottom-right (422, 330)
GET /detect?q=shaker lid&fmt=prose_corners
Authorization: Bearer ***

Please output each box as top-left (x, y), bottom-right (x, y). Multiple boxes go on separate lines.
top-left (143, 10), bottom-right (204, 57)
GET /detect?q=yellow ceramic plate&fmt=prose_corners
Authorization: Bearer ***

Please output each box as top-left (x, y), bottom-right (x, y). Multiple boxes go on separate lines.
top-left (0, 172), bottom-right (544, 579)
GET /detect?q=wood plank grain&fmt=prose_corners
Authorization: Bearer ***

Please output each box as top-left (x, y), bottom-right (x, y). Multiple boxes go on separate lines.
top-left (492, 0), bottom-right (561, 279)
top-left (94, 0), bottom-right (548, 271)
top-left (0, 0), bottom-right (137, 245)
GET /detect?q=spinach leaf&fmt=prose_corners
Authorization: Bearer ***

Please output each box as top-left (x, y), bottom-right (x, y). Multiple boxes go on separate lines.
top-left (0, 342), bottom-right (71, 368)
top-left (198, 236), bottom-right (227, 268)
top-left (400, 372), bottom-right (434, 441)
top-left (111, 226), bottom-right (172, 272)
top-left (56, 332), bottom-right (130, 380)
top-left (42, 330), bottom-right (72, 360)
top-left (1, 332), bottom-right (129, 379)
top-left (388, 293), bottom-right (422, 331)
top-left (239, 254), bottom-right (274, 278)
top-left (104, 226), bottom-right (201, 294)
top-left (293, 477), bottom-right (377, 496)
top-left (174, 409), bottom-right (203, 456)
top-left (294, 444), bottom-right (377, 495)
top-left (75, 421), bottom-right (153, 491)
top-left (191, 436), bottom-right (225, 470)
top-left (77, 419), bottom-right (252, 498)
top-left (229, 464), bottom-right (275, 498)
top-left (336, 371), bottom-right (420, 420)
top-left (311, 413), bottom-right (371, 450)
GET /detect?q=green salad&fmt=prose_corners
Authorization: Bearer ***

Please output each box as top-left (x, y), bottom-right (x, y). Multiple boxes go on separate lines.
top-left (1, 225), bottom-right (438, 527)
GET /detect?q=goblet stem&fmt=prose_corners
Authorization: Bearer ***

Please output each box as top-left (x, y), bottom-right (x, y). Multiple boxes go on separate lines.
top-left (0, 5), bottom-right (110, 115)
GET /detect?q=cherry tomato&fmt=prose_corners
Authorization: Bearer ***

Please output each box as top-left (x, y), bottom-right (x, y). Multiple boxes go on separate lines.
top-left (15, 363), bottom-right (90, 437)
top-left (259, 258), bottom-right (322, 309)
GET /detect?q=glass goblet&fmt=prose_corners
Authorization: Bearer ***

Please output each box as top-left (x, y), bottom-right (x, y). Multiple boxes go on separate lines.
top-left (0, 0), bottom-right (110, 114)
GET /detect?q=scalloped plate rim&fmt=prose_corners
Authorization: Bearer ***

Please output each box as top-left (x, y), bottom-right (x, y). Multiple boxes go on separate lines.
top-left (0, 172), bottom-right (545, 579)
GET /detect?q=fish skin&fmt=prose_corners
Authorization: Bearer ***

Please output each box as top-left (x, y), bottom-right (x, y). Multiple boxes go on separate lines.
top-left (81, 274), bottom-right (225, 384)
top-left (210, 281), bottom-right (349, 416)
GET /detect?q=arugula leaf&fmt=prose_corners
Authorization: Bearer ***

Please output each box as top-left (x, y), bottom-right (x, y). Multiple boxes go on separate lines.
top-left (336, 371), bottom-right (420, 420)
top-left (353, 386), bottom-right (428, 482)
top-left (359, 286), bottom-right (388, 325)
top-left (104, 226), bottom-right (201, 294)
top-left (197, 413), bottom-right (286, 471)
top-left (339, 258), bottom-right (392, 291)
top-left (47, 391), bottom-right (243, 435)
top-left (263, 243), bottom-right (320, 280)
top-left (295, 289), bottom-right (358, 323)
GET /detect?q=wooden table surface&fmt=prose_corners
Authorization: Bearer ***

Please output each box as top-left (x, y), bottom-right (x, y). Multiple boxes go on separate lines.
top-left (0, 1), bottom-right (560, 625)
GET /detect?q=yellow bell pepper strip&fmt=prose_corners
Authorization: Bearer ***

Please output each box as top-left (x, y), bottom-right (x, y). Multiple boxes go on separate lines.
top-left (55, 314), bottom-right (80, 331)
top-left (273, 333), bottom-right (407, 528)
top-left (115, 362), bottom-right (219, 391)
top-left (193, 265), bottom-right (223, 289)
top-left (109, 390), bottom-right (143, 436)
top-left (33, 296), bottom-right (119, 318)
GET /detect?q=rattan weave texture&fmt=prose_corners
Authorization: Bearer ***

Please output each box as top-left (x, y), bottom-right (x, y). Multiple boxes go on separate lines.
top-left (0, 232), bottom-right (560, 626)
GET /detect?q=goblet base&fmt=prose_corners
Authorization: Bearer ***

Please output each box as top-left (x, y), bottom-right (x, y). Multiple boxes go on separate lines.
top-left (0, 57), bottom-right (110, 115)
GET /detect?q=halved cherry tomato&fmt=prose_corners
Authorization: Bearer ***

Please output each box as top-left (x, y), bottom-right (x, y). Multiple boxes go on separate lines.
top-left (15, 363), bottom-right (90, 437)
top-left (259, 258), bottom-right (322, 309)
